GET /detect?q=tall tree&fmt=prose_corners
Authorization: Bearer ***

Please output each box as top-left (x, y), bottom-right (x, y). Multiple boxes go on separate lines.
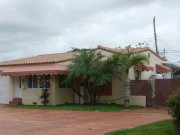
top-left (66, 49), bottom-right (113, 105)
top-left (109, 45), bottom-right (149, 107)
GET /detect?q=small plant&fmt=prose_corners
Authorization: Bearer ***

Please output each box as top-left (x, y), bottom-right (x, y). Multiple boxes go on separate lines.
top-left (40, 88), bottom-right (50, 106)
top-left (39, 75), bottom-right (50, 106)
top-left (167, 90), bottom-right (180, 135)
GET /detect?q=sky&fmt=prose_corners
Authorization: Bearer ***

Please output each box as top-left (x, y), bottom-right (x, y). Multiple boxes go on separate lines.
top-left (0, 0), bottom-right (180, 62)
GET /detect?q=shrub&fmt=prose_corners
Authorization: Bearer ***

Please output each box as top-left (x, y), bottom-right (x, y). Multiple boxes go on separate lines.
top-left (40, 88), bottom-right (50, 106)
top-left (167, 90), bottom-right (180, 135)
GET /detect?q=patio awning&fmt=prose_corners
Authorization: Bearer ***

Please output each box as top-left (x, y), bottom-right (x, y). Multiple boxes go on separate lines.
top-left (156, 64), bottom-right (172, 73)
top-left (0, 63), bottom-right (68, 76)
top-left (134, 64), bottom-right (154, 71)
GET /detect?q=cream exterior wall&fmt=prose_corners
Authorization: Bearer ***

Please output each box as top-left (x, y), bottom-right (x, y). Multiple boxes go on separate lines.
top-left (18, 76), bottom-right (43, 105)
top-left (54, 75), bottom-right (74, 105)
top-left (10, 75), bottom-right (74, 105)
top-left (129, 96), bottom-right (146, 107)
top-left (22, 89), bottom-right (42, 105)
top-left (99, 78), bottom-right (124, 104)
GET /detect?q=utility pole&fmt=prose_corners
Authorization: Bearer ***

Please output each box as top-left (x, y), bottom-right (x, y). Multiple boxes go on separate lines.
top-left (153, 16), bottom-right (159, 55)
top-left (163, 48), bottom-right (166, 57)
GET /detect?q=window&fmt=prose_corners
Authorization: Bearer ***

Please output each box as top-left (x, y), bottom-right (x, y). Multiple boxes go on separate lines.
top-left (147, 53), bottom-right (150, 64)
top-left (19, 76), bottom-right (21, 88)
top-left (28, 75), bottom-right (38, 88)
top-left (59, 74), bottom-right (71, 88)
top-left (96, 83), bottom-right (112, 96)
top-left (135, 71), bottom-right (141, 80)
top-left (39, 75), bottom-right (50, 88)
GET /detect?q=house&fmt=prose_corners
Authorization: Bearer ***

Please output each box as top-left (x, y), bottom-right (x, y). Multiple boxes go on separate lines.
top-left (0, 45), bottom-right (172, 106)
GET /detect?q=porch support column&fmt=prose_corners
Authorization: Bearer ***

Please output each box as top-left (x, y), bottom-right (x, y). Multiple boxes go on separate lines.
top-left (50, 75), bottom-right (56, 105)
top-left (9, 77), bottom-right (13, 102)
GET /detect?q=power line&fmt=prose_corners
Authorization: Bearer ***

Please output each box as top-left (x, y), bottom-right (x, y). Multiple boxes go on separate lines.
top-left (157, 36), bottom-right (176, 51)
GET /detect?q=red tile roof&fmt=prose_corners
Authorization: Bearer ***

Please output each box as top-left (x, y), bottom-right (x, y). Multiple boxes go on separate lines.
top-left (156, 64), bottom-right (172, 73)
top-left (0, 52), bottom-right (78, 66)
top-left (0, 45), bottom-right (164, 67)
top-left (97, 45), bottom-right (150, 54)
top-left (97, 45), bottom-right (164, 60)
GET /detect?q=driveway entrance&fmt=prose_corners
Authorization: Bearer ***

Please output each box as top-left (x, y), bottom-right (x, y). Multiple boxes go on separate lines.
top-left (0, 106), bottom-right (170, 135)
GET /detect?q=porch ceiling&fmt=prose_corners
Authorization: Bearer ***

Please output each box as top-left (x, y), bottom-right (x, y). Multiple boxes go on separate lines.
top-left (0, 63), bottom-right (68, 76)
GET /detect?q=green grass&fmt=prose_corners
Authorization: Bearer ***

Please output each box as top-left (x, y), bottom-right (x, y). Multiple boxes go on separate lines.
top-left (6, 104), bottom-right (142, 112)
top-left (105, 120), bottom-right (176, 135)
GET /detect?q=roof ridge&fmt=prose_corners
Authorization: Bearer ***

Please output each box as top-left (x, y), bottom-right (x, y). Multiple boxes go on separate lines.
top-left (38, 51), bottom-right (75, 56)
top-left (97, 45), bottom-right (164, 61)
top-left (97, 45), bottom-right (150, 53)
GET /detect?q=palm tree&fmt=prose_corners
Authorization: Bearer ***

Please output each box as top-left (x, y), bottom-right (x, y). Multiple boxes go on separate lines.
top-left (66, 49), bottom-right (113, 105)
top-left (109, 45), bottom-right (149, 107)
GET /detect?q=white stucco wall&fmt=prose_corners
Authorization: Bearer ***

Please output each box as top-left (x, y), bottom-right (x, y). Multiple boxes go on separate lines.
top-left (96, 49), bottom-right (113, 58)
top-left (129, 51), bottom-right (164, 80)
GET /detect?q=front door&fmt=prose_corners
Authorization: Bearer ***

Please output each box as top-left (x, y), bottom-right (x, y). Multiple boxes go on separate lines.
top-left (13, 77), bottom-right (22, 98)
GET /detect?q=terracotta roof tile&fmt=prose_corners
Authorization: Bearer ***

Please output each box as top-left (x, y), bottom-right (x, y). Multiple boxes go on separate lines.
top-left (0, 52), bottom-right (78, 66)
top-left (97, 45), bottom-right (164, 61)
top-left (97, 45), bottom-right (150, 54)
top-left (0, 45), bottom-right (164, 67)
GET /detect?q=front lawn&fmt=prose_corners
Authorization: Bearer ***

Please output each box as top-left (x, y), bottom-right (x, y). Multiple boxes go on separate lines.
top-left (7, 104), bottom-right (141, 112)
top-left (105, 120), bottom-right (175, 135)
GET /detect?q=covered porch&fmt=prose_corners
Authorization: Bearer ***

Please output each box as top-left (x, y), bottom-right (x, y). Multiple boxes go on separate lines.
top-left (1, 63), bottom-right (75, 105)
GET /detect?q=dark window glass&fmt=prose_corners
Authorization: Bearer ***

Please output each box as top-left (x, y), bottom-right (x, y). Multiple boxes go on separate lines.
top-left (135, 71), bottom-right (141, 80)
top-left (59, 75), bottom-right (66, 88)
top-left (59, 75), bottom-right (71, 88)
top-left (33, 75), bottom-right (38, 88)
top-left (19, 76), bottom-right (21, 88)
top-left (28, 75), bottom-right (33, 88)
top-left (39, 75), bottom-right (50, 88)
top-left (28, 75), bottom-right (38, 88)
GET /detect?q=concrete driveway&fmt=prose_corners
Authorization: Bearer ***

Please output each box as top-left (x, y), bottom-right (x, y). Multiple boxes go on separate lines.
top-left (0, 105), bottom-right (170, 135)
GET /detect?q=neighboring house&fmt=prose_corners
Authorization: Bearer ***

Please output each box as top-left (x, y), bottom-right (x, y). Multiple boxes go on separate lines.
top-left (0, 45), bottom-right (172, 106)
top-left (163, 62), bottom-right (180, 79)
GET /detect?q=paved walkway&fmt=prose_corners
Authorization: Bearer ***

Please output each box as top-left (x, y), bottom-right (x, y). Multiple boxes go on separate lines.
top-left (0, 106), bottom-right (170, 135)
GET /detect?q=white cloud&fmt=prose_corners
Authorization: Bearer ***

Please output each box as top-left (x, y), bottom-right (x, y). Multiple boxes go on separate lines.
top-left (0, 0), bottom-right (180, 61)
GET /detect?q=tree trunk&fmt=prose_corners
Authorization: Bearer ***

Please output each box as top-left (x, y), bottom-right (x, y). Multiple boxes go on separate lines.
top-left (96, 85), bottom-right (105, 102)
top-left (84, 80), bottom-right (97, 105)
top-left (93, 88), bottom-right (97, 105)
